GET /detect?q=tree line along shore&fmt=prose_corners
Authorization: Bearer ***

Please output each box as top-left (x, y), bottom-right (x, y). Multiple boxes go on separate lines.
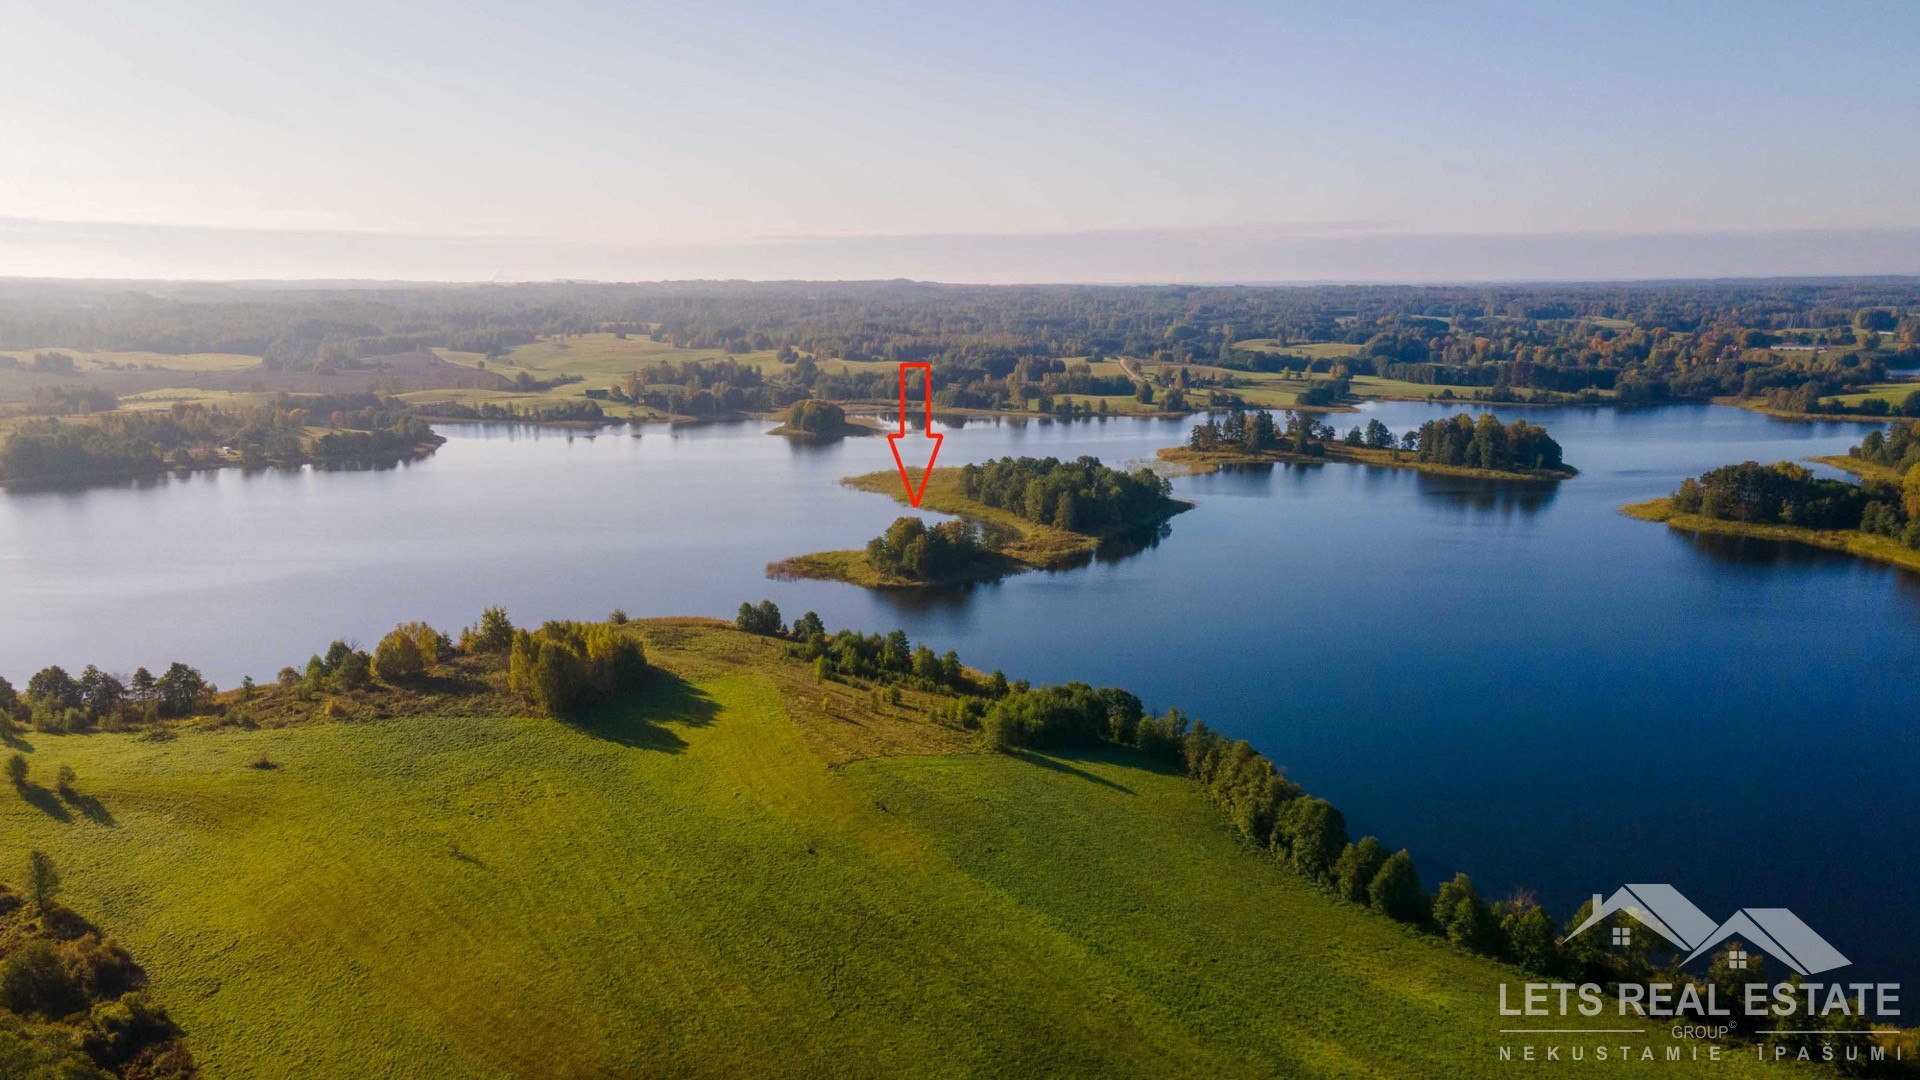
top-left (1623, 419), bottom-right (1920, 574)
top-left (2, 606), bottom-right (1896, 1075)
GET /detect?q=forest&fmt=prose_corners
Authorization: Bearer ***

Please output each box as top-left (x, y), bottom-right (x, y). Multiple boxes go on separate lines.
top-left (863, 517), bottom-right (991, 581)
top-left (1669, 429), bottom-right (1920, 550)
top-left (955, 456), bottom-right (1177, 534)
top-left (2, 278), bottom-right (1916, 413)
top-left (0, 394), bottom-right (438, 484)
top-left (1408, 413), bottom-right (1566, 472)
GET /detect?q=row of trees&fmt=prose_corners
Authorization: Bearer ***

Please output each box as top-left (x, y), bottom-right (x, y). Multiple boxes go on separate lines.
top-left (958, 665), bottom-right (1862, 1033)
top-left (0, 662), bottom-right (213, 734)
top-left (956, 456), bottom-right (1176, 534)
top-left (733, 600), bottom-right (973, 693)
top-left (1185, 410), bottom-right (1339, 455)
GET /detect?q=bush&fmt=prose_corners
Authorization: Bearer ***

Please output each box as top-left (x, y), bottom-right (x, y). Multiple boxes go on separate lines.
top-left (463, 607), bottom-right (515, 653)
top-left (508, 622), bottom-right (649, 717)
top-left (0, 940), bottom-right (80, 1018)
top-left (371, 629), bottom-right (427, 683)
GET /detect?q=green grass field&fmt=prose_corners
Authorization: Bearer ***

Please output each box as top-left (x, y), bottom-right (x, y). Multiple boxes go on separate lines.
top-left (1229, 341), bottom-right (1360, 359)
top-left (1826, 382), bottom-right (1919, 410)
top-left (0, 621), bottom-right (1805, 1078)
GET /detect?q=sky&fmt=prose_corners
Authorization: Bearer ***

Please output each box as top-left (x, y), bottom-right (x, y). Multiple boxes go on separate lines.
top-left (2, 0), bottom-right (1918, 282)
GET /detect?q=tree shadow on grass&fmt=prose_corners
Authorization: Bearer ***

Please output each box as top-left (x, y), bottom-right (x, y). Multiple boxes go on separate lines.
top-left (11, 781), bottom-right (72, 823)
top-left (62, 790), bottom-right (115, 827)
top-left (1010, 750), bottom-right (1138, 794)
top-left (563, 671), bottom-right (720, 752)
top-left (1, 729), bottom-right (32, 752)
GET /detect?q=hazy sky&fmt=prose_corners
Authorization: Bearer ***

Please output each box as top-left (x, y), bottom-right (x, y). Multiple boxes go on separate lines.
top-left (4, 0), bottom-right (1918, 281)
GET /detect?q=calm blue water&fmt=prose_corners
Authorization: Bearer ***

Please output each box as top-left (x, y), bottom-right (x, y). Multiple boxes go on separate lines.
top-left (2, 403), bottom-right (1915, 993)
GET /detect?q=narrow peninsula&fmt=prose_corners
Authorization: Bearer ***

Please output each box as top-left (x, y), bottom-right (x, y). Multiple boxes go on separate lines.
top-left (1623, 424), bottom-right (1920, 575)
top-left (1157, 412), bottom-right (1576, 481)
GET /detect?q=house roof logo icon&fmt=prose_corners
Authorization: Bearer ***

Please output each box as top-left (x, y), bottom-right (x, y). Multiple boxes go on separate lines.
top-left (1562, 884), bottom-right (1850, 976)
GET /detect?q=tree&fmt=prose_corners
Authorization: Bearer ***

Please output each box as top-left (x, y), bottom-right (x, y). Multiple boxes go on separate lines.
top-left (791, 611), bottom-right (826, 639)
top-left (532, 642), bottom-right (588, 716)
top-left (154, 663), bottom-right (211, 717)
top-left (1707, 940), bottom-right (1768, 1016)
top-left (1332, 836), bottom-right (1386, 903)
top-left (26, 850), bottom-right (60, 911)
top-left (6, 753), bottom-right (25, 787)
top-left (25, 666), bottom-right (80, 711)
top-left (372, 629), bottom-right (426, 683)
top-left (1433, 872), bottom-right (1496, 951)
top-left (1281, 798), bottom-right (1347, 880)
top-left (1368, 849), bottom-right (1427, 923)
top-left (735, 600), bottom-right (783, 636)
top-left (468, 607), bottom-right (515, 653)
top-left (55, 764), bottom-right (76, 799)
top-left (1495, 896), bottom-right (1560, 974)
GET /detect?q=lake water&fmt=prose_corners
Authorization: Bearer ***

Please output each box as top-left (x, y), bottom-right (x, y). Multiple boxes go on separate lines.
top-left (4, 403), bottom-right (1917, 995)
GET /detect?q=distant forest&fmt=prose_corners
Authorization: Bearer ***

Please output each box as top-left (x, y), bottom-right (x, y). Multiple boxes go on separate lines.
top-left (2, 278), bottom-right (1917, 408)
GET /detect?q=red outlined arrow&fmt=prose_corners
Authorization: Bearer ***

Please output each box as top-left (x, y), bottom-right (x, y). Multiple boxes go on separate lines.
top-left (887, 362), bottom-right (942, 507)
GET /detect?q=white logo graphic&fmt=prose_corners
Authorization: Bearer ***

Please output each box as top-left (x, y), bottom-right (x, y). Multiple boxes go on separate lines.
top-left (1563, 883), bottom-right (1851, 976)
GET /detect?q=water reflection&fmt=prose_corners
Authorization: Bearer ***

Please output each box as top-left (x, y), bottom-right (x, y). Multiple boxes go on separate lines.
top-left (1414, 475), bottom-right (1559, 517)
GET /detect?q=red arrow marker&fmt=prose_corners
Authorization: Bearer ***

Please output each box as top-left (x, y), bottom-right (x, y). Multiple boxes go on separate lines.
top-left (887, 362), bottom-right (942, 507)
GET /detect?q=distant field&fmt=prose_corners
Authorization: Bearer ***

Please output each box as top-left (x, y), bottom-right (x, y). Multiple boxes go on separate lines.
top-left (1229, 340), bottom-right (1360, 358)
top-left (0, 620), bottom-right (1789, 1077)
top-left (0, 349), bottom-right (262, 373)
top-left (1827, 382), bottom-right (1918, 409)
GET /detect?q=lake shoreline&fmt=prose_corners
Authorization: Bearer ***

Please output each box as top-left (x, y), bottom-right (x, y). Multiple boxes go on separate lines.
top-left (771, 466), bottom-right (1192, 590)
top-left (1620, 496), bottom-right (1920, 574)
top-left (1157, 442), bottom-right (1577, 481)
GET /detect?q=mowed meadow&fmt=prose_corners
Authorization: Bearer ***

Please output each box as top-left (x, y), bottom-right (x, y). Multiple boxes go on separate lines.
top-left (1, 623), bottom-right (1806, 1078)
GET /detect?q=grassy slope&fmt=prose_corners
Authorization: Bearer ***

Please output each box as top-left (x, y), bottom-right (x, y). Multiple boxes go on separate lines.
top-left (1622, 496), bottom-right (1920, 573)
top-left (0, 621), bottom-right (1795, 1078)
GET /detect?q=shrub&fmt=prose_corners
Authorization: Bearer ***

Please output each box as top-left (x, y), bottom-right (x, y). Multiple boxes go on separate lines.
top-left (0, 940), bottom-right (80, 1018)
top-left (6, 753), bottom-right (25, 786)
top-left (331, 649), bottom-right (372, 691)
top-left (371, 629), bottom-right (427, 683)
top-left (463, 607), bottom-right (515, 653)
